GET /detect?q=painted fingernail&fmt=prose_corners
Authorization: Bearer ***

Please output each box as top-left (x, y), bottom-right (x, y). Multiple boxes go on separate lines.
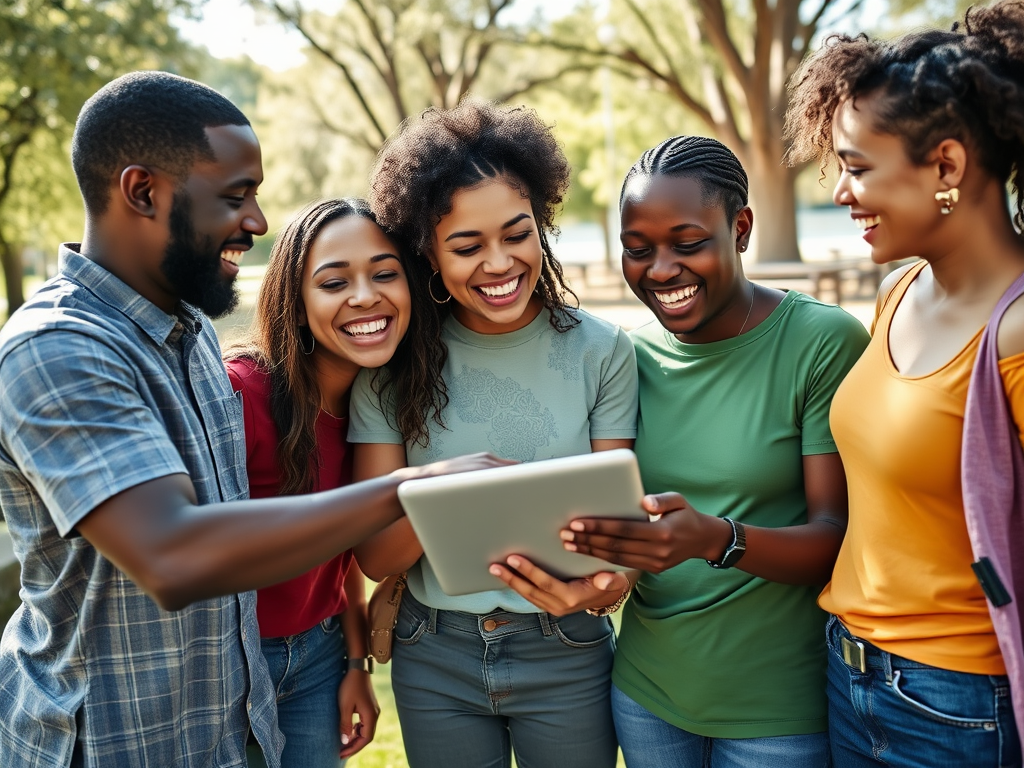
top-left (489, 565), bottom-right (502, 576)
top-left (570, 521), bottom-right (585, 531)
top-left (507, 556), bottom-right (522, 568)
top-left (341, 734), bottom-right (350, 745)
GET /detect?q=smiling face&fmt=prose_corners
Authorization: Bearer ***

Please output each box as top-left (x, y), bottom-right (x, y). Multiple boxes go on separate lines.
top-left (832, 93), bottom-right (946, 264)
top-left (299, 215), bottom-right (412, 373)
top-left (620, 173), bottom-right (752, 344)
top-left (162, 124), bottom-right (267, 316)
top-left (430, 178), bottom-right (545, 334)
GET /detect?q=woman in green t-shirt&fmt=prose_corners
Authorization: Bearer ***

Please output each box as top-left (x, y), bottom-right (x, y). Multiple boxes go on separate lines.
top-left (555, 135), bottom-right (869, 767)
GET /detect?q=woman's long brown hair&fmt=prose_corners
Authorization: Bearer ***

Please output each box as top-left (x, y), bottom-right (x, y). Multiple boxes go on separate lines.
top-left (225, 198), bottom-right (447, 495)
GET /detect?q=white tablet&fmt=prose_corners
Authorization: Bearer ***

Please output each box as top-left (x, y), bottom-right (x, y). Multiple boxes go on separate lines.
top-left (397, 448), bottom-right (647, 596)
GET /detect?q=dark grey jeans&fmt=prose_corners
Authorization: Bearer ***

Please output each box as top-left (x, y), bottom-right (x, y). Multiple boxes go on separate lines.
top-left (391, 590), bottom-right (618, 768)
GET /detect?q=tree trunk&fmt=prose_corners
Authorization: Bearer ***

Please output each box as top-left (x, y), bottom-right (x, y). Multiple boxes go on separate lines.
top-left (746, 155), bottom-right (801, 263)
top-left (0, 235), bottom-right (25, 320)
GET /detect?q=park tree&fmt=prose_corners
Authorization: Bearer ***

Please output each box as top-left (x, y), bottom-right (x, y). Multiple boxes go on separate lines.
top-left (0, 0), bottom-right (197, 318)
top-left (249, 0), bottom-right (588, 154)
top-left (536, 0), bottom-right (866, 262)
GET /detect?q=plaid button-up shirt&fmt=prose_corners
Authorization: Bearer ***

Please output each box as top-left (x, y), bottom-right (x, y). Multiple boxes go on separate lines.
top-left (0, 246), bottom-right (282, 767)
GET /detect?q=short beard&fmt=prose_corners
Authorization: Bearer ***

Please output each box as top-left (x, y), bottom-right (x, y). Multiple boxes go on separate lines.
top-left (161, 191), bottom-right (239, 319)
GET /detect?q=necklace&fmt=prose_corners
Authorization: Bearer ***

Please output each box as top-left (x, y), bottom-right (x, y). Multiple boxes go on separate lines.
top-left (320, 402), bottom-right (343, 419)
top-left (737, 283), bottom-right (755, 336)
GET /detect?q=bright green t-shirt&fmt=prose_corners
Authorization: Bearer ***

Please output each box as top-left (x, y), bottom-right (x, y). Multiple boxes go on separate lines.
top-left (349, 307), bottom-right (638, 613)
top-left (613, 291), bottom-right (869, 738)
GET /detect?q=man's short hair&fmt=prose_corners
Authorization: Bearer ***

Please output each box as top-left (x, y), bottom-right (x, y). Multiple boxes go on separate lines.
top-left (71, 71), bottom-right (250, 215)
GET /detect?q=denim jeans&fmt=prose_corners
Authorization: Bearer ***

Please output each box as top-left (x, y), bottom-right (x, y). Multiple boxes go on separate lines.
top-left (611, 684), bottom-right (829, 768)
top-left (390, 590), bottom-right (618, 768)
top-left (246, 616), bottom-right (347, 768)
top-left (826, 614), bottom-right (1021, 768)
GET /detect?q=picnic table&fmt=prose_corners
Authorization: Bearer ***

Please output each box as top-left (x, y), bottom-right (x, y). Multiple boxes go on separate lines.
top-left (744, 258), bottom-right (882, 304)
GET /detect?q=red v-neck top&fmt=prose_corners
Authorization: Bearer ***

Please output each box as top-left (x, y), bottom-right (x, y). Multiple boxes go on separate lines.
top-left (226, 356), bottom-right (354, 638)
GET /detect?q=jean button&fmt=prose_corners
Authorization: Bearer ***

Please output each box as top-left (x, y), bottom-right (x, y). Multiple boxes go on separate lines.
top-left (483, 619), bottom-right (498, 632)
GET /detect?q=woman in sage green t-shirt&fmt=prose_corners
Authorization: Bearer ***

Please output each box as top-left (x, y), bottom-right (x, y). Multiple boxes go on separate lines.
top-left (558, 136), bottom-right (869, 768)
top-left (347, 100), bottom-right (639, 768)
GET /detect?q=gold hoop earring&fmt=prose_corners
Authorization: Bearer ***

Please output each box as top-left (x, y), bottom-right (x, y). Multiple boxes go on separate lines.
top-left (428, 271), bottom-right (451, 304)
top-left (299, 326), bottom-right (315, 355)
top-left (935, 188), bottom-right (959, 215)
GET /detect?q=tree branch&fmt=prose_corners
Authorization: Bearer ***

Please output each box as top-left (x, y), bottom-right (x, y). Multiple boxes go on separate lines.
top-left (694, 0), bottom-right (750, 91)
top-left (351, 0), bottom-right (407, 122)
top-left (268, 0), bottom-right (389, 145)
top-left (305, 94), bottom-right (381, 154)
top-left (493, 63), bottom-right (595, 103)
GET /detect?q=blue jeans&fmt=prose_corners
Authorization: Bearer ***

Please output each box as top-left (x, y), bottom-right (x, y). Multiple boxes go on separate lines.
top-left (826, 615), bottom-right (1020, 768)
top-left (246, 616), bottom-right (347, 768)
top-left (390, 590), bottom-right (618, 768)
top-left (612, 684), bottom-right (829, 768)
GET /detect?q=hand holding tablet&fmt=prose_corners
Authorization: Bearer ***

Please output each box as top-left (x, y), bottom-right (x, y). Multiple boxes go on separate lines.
top-left (396, 449), bottom-right (648, 597)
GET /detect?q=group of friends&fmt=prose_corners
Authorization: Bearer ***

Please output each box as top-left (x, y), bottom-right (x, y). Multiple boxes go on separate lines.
top-left (0, 2), bottom-right (1023, 767)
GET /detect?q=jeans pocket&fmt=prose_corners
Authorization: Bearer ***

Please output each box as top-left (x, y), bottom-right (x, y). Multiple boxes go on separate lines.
top-left (319, 615), bottom-right (341, 635)
top-left (551, 614), bottom-right (614, 649)
top-left (889, 669), bottom-right (998, 729)
top-left (394, 605), bottom-right (429, 646)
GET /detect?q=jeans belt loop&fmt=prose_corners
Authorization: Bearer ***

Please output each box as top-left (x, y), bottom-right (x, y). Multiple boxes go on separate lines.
top-left (427, 607), bottom-right (439, 635)
top-left (841, 635), bottom-right (868, 673)
top-left (537, 612), bottom-right (554, 637)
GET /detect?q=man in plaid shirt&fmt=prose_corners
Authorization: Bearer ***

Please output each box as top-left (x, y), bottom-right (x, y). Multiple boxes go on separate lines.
top-left (0, 71), bottom-right (499, 768)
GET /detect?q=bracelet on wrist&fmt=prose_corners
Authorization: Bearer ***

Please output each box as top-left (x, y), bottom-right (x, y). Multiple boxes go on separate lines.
top-left (347, 656), bottom-right (375, 674)
top-left (586, 583), bottom-right (633, 617)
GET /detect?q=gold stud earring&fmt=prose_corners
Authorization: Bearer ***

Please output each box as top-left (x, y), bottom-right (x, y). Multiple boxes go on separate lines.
top-left (935, 188), bottom-right (959, 215)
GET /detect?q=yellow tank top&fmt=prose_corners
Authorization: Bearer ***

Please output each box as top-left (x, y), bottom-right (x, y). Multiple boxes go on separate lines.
top-left (820, 262), bottom-right (1024, 675)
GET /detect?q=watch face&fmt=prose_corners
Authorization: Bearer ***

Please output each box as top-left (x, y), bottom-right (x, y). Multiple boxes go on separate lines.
top-left (719, 547), bottom-right (745, 568)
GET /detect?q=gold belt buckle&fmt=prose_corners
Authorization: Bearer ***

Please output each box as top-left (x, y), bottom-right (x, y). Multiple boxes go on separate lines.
top-left (841, 636), bottom-right (867, 673)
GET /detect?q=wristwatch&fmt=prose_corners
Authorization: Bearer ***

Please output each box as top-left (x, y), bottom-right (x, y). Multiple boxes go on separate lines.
top-left (706, 517), bottom-right (746, 569)
top-left (347, 656), bottom-right (375, 674)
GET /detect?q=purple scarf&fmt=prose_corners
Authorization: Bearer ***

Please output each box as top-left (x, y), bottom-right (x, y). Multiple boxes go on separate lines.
top-left (962, 270), bottom-right (1024, 751)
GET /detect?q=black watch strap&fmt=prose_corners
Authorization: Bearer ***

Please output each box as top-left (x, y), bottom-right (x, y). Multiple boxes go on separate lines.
top-left (707, 517), bottom-right (746, 569)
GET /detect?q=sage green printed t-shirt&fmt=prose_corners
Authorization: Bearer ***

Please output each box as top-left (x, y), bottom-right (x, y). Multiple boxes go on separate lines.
top-left (613, 291), bottom-right (869, 739)
top-left (349, 307), bottom-right (638, 614)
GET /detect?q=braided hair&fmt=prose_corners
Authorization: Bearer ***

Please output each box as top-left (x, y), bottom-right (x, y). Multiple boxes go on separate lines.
top-left (785, 0), bottom-right (1024, 231)
top-left (620, 135), bottom-right (749, 225)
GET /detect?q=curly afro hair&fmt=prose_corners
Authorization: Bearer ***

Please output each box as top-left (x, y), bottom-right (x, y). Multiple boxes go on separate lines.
top-left (785, 0), bottom-right (1024, 231)
top-left (369, 98), bottom-right (578, 332)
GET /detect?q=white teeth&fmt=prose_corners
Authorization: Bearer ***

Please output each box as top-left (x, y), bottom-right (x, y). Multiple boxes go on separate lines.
top-left (854, 216), bottom-right (880, 230)
top-left (221, 250), bottom-right (244, 265)
top-left (653, 284), bottom-right (700, 307)
top-left (478, 275), bottom-right (521, 297)
top-left (344, 318), bottom-right (388, 336)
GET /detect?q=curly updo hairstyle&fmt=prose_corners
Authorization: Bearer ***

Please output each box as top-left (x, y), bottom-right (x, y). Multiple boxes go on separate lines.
top-left (621, 135), bottom-right (749, 226)
top-left (369, 98), bottom-right (579, 333)
top-left (785, 0), bottom-right (1024, 231)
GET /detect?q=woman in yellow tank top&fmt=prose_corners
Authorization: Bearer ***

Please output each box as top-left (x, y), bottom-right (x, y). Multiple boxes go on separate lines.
top-left (785, 2), bottom-right (1024, 766)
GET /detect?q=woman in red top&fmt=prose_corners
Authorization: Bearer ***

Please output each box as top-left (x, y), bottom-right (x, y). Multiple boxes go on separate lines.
top-left (225, 198), bottom-right (446, 767)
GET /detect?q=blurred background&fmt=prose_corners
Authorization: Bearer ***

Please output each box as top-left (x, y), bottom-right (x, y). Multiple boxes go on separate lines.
top-left (0, 1), bottom-right (972, 764)
top-left (0, 0), bottom-right (970, 321)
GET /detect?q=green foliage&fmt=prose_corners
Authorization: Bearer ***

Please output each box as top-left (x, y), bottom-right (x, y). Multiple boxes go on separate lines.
top-left (0, 0), bottom-right (202, 314)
